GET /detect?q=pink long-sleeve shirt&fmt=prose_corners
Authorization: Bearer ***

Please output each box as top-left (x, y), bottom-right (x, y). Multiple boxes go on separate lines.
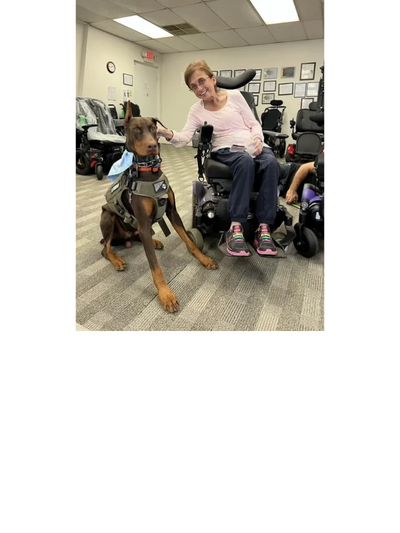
top-left (170, 90), bottom-right (264, 151)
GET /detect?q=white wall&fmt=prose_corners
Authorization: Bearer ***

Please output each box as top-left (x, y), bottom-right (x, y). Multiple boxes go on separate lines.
top-left (159, 39), bottom-right (324, 139)
top-left (76, 23), bottom-right (163, 113)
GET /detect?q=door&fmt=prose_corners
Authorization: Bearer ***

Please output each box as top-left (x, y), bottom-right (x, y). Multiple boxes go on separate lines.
top-left (133, 61), bottom-right (159, 118)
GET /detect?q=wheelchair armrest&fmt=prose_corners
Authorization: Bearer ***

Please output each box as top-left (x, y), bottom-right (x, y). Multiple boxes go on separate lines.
top-left (262, 130), bottom-right (288, 139)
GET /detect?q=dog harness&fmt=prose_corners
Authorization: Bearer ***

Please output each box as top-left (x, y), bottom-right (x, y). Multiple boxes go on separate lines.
top-left (104, 154), bottom-right (171, 237)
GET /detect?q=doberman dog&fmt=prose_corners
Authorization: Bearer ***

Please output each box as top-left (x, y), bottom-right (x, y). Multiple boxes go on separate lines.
top-left (100, 104), bottom-right (219, 313)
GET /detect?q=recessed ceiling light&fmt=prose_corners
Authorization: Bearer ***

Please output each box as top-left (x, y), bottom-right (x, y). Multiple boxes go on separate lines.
top-left (113, 15), bottom-right (173, 39)
top-left (249, 0), bottom-right (299, 24)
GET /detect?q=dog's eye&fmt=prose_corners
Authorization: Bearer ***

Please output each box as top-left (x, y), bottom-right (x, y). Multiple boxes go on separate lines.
top-left (133, 127), bottom-right (142, 133)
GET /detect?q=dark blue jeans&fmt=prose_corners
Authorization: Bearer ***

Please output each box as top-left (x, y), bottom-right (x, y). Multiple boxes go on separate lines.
top-left (212, 146), bottom-right (279, 225)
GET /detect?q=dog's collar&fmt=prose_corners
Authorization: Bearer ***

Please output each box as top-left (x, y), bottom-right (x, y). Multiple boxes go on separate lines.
top-left (126, 151), bottom-right (162, 168)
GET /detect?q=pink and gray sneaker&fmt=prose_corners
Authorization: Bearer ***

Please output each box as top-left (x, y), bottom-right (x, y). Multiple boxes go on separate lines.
top-left (253, 223), bottom-right (277, 256)
top-left (226, 224), bottom-right (250, 256)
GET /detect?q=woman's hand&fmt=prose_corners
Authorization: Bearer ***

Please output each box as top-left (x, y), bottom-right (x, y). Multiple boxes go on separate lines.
top-left (252, 138), bottom-right (264, 157)
top-left (157, 126), bottom-right (173, 140)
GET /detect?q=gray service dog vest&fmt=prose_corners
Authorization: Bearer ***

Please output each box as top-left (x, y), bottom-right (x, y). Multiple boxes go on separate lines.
top-left (104, 169), bottom-right (170, 233)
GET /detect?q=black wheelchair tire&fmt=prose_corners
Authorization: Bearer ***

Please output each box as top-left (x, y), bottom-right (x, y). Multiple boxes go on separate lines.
top-left (192, 194), bottom-right (198, 228)
top-left (96, 164), bottom-right (104, 181)
top-left (279, 139), bottom-right (286, 158)
top-left (293, 224), bottom-right (319, 258)
top-left (76, 150), bottom-right (91, 175)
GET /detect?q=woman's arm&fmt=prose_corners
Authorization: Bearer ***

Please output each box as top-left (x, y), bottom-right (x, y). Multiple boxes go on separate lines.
top-left (157, 105), bottom-right (202, 148)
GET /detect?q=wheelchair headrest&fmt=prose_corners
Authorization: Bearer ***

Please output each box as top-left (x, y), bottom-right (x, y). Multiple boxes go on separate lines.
top-left (309, 102), bottom-right (318, 111)
top-left (216, 69), bottom-right (256, 89)
top-left (270, 99), bottom-right (283, 107)
top-left (310, 112), bottom-right (324, 126)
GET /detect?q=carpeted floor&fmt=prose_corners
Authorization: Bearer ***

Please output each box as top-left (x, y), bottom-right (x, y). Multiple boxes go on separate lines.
top-left (76, 144), bottom-right (324, 331)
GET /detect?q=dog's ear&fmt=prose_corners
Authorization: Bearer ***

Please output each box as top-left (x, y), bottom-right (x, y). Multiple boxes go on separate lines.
top-left (124, 100), bottom-right (132, 126)
top-left (153, 117), bottom-right (167, 128)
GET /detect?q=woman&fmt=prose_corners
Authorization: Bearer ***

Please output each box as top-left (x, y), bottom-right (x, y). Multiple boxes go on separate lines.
top-left (157, 60), bottom-right (279, 257)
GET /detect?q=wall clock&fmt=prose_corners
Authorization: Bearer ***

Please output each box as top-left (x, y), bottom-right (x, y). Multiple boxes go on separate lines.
top-left (106, 61), bottom-right (116, 73)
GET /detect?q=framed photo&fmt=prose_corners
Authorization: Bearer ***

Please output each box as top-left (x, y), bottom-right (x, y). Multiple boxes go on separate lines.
top-left (306, 82), bottom-right (319, 97)
top-left (281, 66), bottom-right (295, 78)
top-left (253, 69), bottom-right (262, 81)
top-left (301, 98), bottom-right (314, 109)
top-left (123, 73), bottom-right (133, 86)
top-left (211, 70), bottom-right (218, 76)
top-left (253, 94), bottom-right (259, 106)
top-left (234, 69), bottom-right (246, 77)
top-left (264, 67), bottom-right (278, 79)
top-left (248, 82), bottom-right (261, 93)
top-left (278, 82), bottom-right (293, 96)
top-left (262, 93), bottom-right (275, 105)
top-left (294, 82), bottom-right (307, 98)
top-left (300, 62), bottom-right (316, 81)
top-left (263, 81), bottom-right (276, 92)
top-left (220, 69), bottom-right (232, 78)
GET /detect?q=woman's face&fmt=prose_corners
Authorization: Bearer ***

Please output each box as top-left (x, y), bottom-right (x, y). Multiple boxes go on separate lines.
top-left (188, 70), bottom-right (216, 101)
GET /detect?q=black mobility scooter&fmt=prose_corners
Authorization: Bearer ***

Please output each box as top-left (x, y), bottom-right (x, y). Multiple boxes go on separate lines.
top-left (293, 67), bottom-right (325, 258)
top-left (76, 97), bottom-right (126, 180)
top-left (188, 70), bottom-right (295, 255)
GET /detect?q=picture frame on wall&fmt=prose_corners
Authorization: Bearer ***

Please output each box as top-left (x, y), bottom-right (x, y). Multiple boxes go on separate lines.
top-left (123, 73), bottom-right (133, 86)
top-left (294, 82), bottom-right (307, 98)
top-left (220, 69), bottom-right (232, 78)
top-left (263, 81), bottom-right (276, 92)
top-left (253, 69), bottom-right (262, 81)
top-left (301, 98), bottom-right (314, 109)
top-left (253, 94), bottom-right (259, 106)
top-left (281, 66), bottom-right (295, 78)
top-left (211, 70), bottom-right (218, 76)
top-left (234, 69), bottom-right (246, 77)
top-left (300, 62), bottom-right (316, 80)
top-left (248, 82), bottom-right (261, 93)
top-left (278, 82), bottom-right (293, 95)
top-left (306, 82), bottom-right (319, 97)
top-left (264, 67), bottom-right (278, 79)
top-left (262, 93), bottom-right (275, 105)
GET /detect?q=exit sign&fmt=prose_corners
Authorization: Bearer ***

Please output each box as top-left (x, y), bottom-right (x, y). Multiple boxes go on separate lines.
top-left (142, 50), bottom-right (154, 60)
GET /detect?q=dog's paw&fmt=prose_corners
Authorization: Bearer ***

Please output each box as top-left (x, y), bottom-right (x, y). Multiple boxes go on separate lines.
top-left (112, 256), bottom-right (126, 271)
top-left (158, 288), bottom-right (179, 313)
top-left (203, 257), bottom-right (219, 270)
top-left (152, 239), bottom-right (164, 249)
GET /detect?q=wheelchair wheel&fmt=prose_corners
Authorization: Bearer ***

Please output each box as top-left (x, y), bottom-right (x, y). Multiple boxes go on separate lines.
top-left (187, 228), bottom-right (204, 251)
top-left (96, 164), bottom-right (104, 180)
top-left (76, 149), bottom-right (91, 175)
top-left (293, 224), bottom-right (319, 258)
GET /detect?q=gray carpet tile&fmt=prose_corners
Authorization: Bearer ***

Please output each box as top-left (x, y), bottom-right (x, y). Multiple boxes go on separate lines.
top-left (76, 144), bottom-right (324, 331)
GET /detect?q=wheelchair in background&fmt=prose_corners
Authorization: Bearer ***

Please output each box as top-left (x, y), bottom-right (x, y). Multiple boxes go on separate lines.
top-left (260, 99), bottom-right (288, 158)
top-left (188, 70), bottom-right (295, 254)
top-left (293, 66), bottom-right (325, 258)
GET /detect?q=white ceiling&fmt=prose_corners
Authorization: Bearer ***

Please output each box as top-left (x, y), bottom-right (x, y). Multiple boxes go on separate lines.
top-left (76, 0), bottom-right (324, 54)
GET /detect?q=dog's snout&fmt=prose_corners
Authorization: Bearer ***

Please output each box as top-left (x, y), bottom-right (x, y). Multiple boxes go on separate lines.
top-left (147, 140), bottom-right (157, 150)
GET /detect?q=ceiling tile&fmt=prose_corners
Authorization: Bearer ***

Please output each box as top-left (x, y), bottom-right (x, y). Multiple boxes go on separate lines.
top-left (180, 33), bottom-right (224, 49)
top-left (205, 30), bottom-right (249, 48)
top-left (235, 25), bottom-right (276, 45)
top-left (268, 21), bottom-right (307, 42)
top-left (303, 19), bottom-right (324, 39)
top-left (76, 5), bottom-right (107, 23)
top-left (140, 8), bottom-right (187, 26)
top-left (294, 0), bottom-right (323, 21)
top-left (158, 36), bottom-right (200, 51)
top-left (137, 38), bottom-right (181, 52)
top-left (157, 0), bottom-right (200, 6)
top-left (76, 0), bottom-right (134, 18)
top-left (172, 3), bottom-right (230, 32)
top-left (207, 0), bottom-right (263, 29)
top-left (112, 0), bottom-right (166, 14)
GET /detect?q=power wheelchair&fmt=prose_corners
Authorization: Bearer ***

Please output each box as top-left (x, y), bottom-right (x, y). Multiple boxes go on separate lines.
top-left (292, 67), bottom-right (325, 258)
top-left (260, 99), bottom-right (288, 158)
top-left (188, 69), bottom-right (295, 255)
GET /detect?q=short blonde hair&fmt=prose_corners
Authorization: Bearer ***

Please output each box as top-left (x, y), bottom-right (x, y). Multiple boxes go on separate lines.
top-left (184, 60), bottom-right (219, 92)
